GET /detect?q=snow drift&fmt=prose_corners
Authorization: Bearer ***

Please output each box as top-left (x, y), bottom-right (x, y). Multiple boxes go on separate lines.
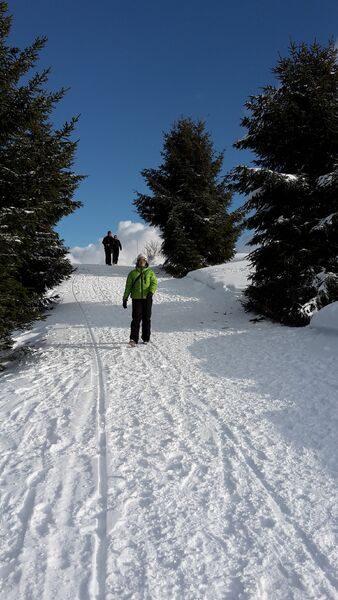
top-left (310, 301), bottom-right (338, 333)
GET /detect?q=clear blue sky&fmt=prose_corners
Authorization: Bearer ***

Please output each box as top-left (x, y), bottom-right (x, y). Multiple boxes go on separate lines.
top-left (8, 0), bottom-right (338, 247)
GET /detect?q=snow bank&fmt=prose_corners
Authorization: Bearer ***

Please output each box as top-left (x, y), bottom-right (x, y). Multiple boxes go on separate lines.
top-left (186, 253), bottom-right (250, 293)
top-left (310, 301), bottom-right (338, 333)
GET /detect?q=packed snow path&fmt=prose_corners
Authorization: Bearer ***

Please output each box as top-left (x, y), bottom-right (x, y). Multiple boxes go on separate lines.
top-left (1, 261), bottom-right (338, 600)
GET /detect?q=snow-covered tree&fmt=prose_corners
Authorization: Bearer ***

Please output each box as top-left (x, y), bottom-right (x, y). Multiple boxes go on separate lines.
top-left (135, 118), bottom-right (240, 276)
top-left (143, 240), bottom-right (163, 265)
top-left (0, 2), bottom-right (83, 349)
top-left (228, 41), bottom-right (338, 325)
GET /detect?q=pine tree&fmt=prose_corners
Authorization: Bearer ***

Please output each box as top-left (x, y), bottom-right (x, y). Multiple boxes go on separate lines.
top-left (135, 118), bottom-right (239, 276)
top-left (228, 41), bottom-right (338, 325)
top-left (0, 2), bottom-right (83, 350)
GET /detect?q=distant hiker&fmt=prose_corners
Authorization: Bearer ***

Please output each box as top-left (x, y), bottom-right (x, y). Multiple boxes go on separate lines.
top-left (102, 230), bottom-right (114, 265)
top-left (112, 235), bottom-right (122, 265)
top-left (123, 254), bottom-right (158, 346)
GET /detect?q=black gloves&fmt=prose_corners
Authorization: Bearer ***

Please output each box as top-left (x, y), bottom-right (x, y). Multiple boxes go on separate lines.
top-left (148, 292), bottom-right (153, 298)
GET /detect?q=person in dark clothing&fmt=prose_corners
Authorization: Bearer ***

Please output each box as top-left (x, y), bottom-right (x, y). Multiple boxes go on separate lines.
top-left (102, 230), bottom-right (114, 265)
top-left (112, 235), bottom-right (122, 265)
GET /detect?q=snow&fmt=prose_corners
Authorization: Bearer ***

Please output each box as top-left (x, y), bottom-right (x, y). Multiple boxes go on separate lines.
top-left (310, 301), bottom-right (338, 333)
top-left (1, 256), bottom-right (338, 599)
top-left (187, 253), bottom-right (250, 293)
top-left (312, 213), bottom-right (337, 230)
top-left (279, 173), bottom-right (298, 182)
top-left (247, 186), bottom-right (263, 201)
top-left (317, 173), bottom-right (335, 187)
top-left (249, 168), bottom-right (300, 182)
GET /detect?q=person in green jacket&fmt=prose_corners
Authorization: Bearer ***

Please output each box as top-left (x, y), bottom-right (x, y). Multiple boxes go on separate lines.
top-left (123, 253), bottom-right (158, 346)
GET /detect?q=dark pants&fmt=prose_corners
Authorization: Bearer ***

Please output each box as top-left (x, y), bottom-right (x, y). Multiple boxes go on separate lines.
top-left (130, 296), bottom-right (153, 343)
top-left (113, 250), bottom-right (119, 264)
top-left (105, 248), bottom-right (112, 265)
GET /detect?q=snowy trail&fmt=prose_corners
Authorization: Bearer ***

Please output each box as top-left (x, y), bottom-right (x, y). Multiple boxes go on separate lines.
top-left (71, 276), bottom-right (108, 600)
top-left (1, 261), bottom-right (338, 599)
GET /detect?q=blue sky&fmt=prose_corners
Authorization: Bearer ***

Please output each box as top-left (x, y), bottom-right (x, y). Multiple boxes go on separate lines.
top-left (7, 0), bottom-right (338, 247)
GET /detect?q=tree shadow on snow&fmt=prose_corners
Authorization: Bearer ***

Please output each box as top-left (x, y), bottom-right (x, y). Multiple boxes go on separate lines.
top-left (189, 324), bottom-right (338, 483)
top-left (48, 299), bottom-right (225, 333)
top-left (72, 265), bottom-right (167, 279)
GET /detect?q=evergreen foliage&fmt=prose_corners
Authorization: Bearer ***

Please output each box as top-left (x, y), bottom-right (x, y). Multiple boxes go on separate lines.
top-left (135, 118), bottom-right (240, 276)
top-left (0, 2), bottom-right (83, 349)
top-left (228, 41), bottom-right (338, 325)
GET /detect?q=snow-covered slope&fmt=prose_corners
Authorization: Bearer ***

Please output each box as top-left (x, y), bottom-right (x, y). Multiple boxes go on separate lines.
top-left (310, 301), bottom-right (338, 333)
top-left (1, 257), bottom-right (338, 599)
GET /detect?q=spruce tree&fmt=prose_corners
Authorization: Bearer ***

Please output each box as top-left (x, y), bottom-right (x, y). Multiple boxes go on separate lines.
top-left (228, 41), bottom-right (338, 325)
top-left (135, 118), bottom-right (239, 276)
top-left (0, 2), bottom-right (83, 350)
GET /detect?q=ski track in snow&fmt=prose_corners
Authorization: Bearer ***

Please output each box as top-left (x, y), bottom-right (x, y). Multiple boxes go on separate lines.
top-left (0, 262), bottom-right (338, 600)
top-left (71, 276), bottom-right (108, 600)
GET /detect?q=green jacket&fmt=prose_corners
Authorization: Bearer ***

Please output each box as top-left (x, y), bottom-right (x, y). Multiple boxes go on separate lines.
top-left (123, 267), bottom-right (158, 300)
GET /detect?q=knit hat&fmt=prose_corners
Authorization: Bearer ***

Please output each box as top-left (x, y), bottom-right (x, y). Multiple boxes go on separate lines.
top-left (136, 253), bottom-right (147, 262)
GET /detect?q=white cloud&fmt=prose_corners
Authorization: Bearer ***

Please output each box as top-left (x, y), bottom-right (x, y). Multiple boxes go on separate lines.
top-left (68, 220), bottom-right (163, 266)
top-left (68, 242), bottom-right (102, 265)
